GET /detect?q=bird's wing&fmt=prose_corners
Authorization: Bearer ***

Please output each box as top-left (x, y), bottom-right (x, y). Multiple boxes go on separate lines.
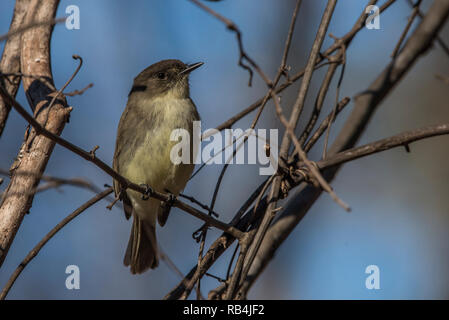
top-left (112, 104), bottom-right (141, 220)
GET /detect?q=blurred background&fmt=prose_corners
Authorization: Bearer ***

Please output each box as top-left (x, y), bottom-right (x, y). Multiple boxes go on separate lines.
top-left (0, 0), bottom-right (448, 299)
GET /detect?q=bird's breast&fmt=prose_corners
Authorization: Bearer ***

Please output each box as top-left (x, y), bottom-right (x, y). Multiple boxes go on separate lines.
top-left (123, 97), bottom-right (199, 196)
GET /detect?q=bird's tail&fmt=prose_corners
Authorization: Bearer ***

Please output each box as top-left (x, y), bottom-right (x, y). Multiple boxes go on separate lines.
top-left (124, 215), bottom-right (159, 274)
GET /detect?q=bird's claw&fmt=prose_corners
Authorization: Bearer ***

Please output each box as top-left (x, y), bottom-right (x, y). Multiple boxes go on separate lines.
top-left (166, 193), bottom-right (176, 206)
top-left (140, 184), bottom-right (153, 200)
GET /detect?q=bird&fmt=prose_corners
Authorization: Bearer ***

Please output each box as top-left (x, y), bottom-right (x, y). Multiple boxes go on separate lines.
top-left (113, 59), bottom-right (203, 274)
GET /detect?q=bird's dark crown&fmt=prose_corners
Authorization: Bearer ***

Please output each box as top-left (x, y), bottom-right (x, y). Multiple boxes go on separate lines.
top-left (134, 59), bottom-right (187, 83)
top-left (129, 59), bottom-right (190, 98)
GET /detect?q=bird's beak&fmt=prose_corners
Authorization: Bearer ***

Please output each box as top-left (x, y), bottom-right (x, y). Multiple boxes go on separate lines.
top-left (179, 62), bottom-right (204, 75)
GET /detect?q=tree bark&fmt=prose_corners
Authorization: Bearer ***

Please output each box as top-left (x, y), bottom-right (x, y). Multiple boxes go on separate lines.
top-left (0, 0), bottom-right (30, 136)
top-left (0, 0), bottom-right (69, 267)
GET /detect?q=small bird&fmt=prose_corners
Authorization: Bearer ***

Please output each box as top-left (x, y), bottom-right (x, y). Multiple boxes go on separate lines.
top-left (113, 59), bottom-right (203, 274)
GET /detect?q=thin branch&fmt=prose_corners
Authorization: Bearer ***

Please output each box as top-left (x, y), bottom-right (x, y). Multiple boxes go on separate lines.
top-left (391, 0), bottom-right (422, 58)
top-left (323, 35), bottom-right (347, 159)
top-left (43, 54), bottom-right (84, 125)
top-left (178, 193), bottom-right (219, 218)
top-left (303, 96), bottom-right (351, 153)
top-left (188, 0), bottom-right (272, 86)
top-left (63, 83), bottom-right (94, 97)
top-left (315, 123), bottom-right (449, 170)
top-left (0, 17), bottom-right (66, 42)
top-left (0, 187), bottom-right (113, 300)
top-left (272, 93), bottom-right (350, 211)
top-left (298, 57), bottom-right (340, 147)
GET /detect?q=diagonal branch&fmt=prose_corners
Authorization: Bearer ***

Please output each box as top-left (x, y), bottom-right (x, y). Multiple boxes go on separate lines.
top-left (0, 187), bottom-right (113, 300)
top-left (188, 0), bottom-right (272, 87)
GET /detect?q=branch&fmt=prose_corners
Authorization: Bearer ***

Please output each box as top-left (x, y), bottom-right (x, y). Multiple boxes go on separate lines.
top-left (303, 97), bottom-right (351, 153)
top-left (0, 86), bottom-right (244, 240)
top-left (315, 123), bottom-right (449, 170)
top-left (188, 0), bottom-right (271, 86)
top-left (238, 0), bottom-right (449, 297)
top-left (0, 17), bottom-right (66, 42)
top-left (0, 168), bottom-right (106, 199)
top-left (0, 187), bottom-right (113, 300)
top-left (0, 0), bottom-right (30, 136)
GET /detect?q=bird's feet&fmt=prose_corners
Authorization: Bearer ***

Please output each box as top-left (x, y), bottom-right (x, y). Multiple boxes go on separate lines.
top-left (140, 184), bottom-right (153, 200)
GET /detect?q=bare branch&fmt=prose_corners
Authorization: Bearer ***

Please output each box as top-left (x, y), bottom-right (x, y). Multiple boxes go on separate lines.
top-left (391, 0), bottom-right (422, 58)
top-left (188, 0), bottom-right (272, 86)
top-left (239, 0), bottom-right (449, 297)
top-left (0, 187), bottom-right (113, 300)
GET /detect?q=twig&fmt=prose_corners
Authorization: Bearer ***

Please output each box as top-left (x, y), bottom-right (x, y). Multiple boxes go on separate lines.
top-left (298, 57), bottom-right (340, 147)
top-left (188, 0), bottom-right (272, 86)
top-left (64, 83), bottom-right (94, 96)
top-left (272, 93), bottom-right (350, 211)
top-left (158, 246), bottom-right (185, 280)
top-left (0, 187), bottom-right (113, 300)
top-left (303, 97), bottom-right (351, 153)
top-left (179, 193), bottom-right (219, 218)
top-left (323, 35), bottom-right (347, 159)
top-left (314, 123), bottom-right (449, 170)
top-left (0, 17), bottom-right (66, 42)
top-left (164, 181), bottom-right (269, 300)
top-left (191, 0), bottom-right (302, 240)
top-left (42, 55), bottom-right (84, 128)
top-left (391, 0), bottom-right (422, 58)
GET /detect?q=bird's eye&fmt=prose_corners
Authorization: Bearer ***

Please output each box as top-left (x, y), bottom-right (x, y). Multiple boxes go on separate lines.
top-left (157, 72), bottom-right (167, 80)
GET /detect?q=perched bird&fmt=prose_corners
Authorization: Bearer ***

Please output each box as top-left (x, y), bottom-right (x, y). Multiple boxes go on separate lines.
top-left (113, 59), bottom-right (203, 274)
